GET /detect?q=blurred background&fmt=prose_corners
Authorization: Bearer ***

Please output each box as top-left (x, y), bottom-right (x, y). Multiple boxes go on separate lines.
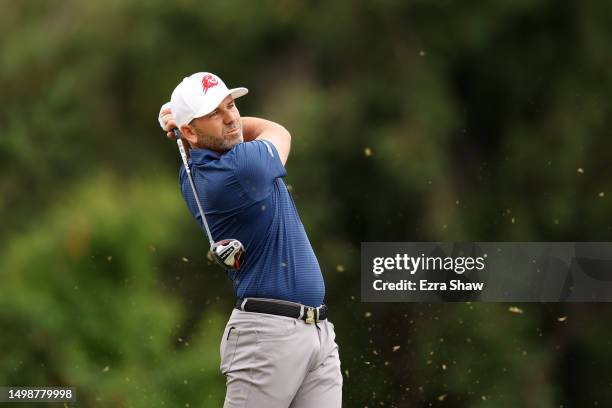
top-left (1, 0), bottom-right (611, 406)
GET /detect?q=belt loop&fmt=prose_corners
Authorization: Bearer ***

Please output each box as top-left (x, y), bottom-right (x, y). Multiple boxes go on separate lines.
top-left (298, 305), bottom-right (304, 320)
top-left (240, 298), bottom-right (248, 311)
top-left (316, 307), bottom-right (320, 322)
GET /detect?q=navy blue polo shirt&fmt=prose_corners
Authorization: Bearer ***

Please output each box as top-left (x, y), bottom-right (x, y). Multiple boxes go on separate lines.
top-left (179, 140), bottom-right (325, 307)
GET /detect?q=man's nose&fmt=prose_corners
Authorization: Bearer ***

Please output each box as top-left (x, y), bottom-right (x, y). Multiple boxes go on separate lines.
top-left (222, 110), bottom-right (235, 125)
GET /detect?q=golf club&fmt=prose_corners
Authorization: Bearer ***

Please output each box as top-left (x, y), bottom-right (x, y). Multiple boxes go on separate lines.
top-left (172, 128), bottom-right (245, 270)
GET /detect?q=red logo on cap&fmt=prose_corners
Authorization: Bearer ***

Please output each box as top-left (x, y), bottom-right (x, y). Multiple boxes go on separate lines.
top-left (202, 74), bottom-right (219, 94)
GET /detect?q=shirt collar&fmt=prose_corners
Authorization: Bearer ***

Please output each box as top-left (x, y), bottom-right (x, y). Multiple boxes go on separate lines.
top-left (189, 148), bottom-right (222, 164)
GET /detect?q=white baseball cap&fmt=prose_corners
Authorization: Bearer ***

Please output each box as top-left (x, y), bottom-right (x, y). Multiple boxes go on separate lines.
top-left (170, 72), bottom-right (248, 128)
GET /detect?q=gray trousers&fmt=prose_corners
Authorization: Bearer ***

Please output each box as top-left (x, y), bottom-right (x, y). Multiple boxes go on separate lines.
top-left (219, 304), bottom-right (342, 407)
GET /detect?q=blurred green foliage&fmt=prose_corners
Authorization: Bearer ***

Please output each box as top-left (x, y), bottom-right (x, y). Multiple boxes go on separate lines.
top-left (1, 0), bottom-right (611, 406)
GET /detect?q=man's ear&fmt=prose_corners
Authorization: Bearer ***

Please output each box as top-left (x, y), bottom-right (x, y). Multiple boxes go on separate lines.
top-left (180, 124), bottom-right (198, 146)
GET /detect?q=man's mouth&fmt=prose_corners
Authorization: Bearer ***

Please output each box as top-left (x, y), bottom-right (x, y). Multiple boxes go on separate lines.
top-left (226, 127), bottom-right (240, 136)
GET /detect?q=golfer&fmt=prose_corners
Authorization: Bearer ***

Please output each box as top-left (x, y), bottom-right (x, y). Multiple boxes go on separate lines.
top-left (158, 72), bottom-right (342, 408)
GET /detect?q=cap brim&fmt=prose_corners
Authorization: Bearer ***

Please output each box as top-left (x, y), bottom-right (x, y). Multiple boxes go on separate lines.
top-left (192, 87), bottom-right (249, 119)
top-left (229, 87), bottom-right (248, 99)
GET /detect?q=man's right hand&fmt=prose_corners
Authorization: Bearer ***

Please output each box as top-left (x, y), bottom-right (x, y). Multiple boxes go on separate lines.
top-left (159, 102), bottom-right (191, 157)
top-left (158, 102), bottom-right (178, 140)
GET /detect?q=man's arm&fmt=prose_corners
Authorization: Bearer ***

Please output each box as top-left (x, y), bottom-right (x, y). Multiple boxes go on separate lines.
top-left (242, 117), bottom-right (291, 166)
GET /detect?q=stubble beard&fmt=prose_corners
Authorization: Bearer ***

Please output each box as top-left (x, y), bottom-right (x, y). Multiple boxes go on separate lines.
top-left (195, 126), bottom-right (243, 152)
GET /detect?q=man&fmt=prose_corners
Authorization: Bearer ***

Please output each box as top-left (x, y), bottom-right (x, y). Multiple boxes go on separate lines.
top-left (158, 72), bottom-right (342, 408)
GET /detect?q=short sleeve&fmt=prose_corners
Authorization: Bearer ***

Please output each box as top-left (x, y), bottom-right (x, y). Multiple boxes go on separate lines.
top-left (232, 140), bottom-right (287, 201)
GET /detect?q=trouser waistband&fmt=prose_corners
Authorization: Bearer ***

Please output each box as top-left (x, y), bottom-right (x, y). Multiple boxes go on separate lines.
top-left (235, 298), bottom-right (328, 324)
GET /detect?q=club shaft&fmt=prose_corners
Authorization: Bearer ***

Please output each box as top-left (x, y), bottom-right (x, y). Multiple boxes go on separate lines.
top-left (173, 129), bottom-right (215, 245)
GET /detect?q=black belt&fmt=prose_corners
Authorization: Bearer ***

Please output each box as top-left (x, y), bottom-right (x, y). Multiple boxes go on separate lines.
top-left (235, 298), bottom-right (328, 324)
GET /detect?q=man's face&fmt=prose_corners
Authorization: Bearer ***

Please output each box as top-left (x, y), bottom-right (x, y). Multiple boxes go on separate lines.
top-left (189, 95), bottom-right (243, 152)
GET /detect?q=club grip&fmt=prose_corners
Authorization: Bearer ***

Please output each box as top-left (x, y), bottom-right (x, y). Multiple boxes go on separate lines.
top-left (173, 128), bottom-right (190, 171)
top-left (172, 128), bottom-right (181, 140)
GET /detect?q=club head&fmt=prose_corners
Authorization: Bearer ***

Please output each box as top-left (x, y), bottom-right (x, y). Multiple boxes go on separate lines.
top-left (211, 239), bottom-right (245, 270)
